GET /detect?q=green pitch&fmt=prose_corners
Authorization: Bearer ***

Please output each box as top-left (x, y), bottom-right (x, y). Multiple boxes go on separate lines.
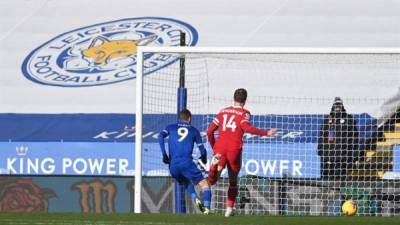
top-left (0, 212), bottom-right (398, 225)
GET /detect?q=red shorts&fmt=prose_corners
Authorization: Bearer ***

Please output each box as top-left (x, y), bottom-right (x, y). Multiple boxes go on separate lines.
top-left (213, 148), bottom-right (242, 174)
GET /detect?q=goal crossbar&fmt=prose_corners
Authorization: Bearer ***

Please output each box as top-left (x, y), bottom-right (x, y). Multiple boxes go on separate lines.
top-left (137, 46), bottom-right (400, 54)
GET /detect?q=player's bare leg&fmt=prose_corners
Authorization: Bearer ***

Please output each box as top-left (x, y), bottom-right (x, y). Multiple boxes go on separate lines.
top-left (225, 165), bottom-right (239, 217)
top-left (197, 179), bottom-right (212, 214)
top-left (207, 153), bottom-right (222, 185)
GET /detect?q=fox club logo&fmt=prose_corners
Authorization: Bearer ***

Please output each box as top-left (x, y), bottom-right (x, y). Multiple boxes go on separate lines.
top-left (21, 17), bottom-right (198, 87)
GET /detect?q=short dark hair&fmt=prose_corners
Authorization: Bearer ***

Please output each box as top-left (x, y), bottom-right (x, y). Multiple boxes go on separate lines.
top-left (234, 88), bottom-right (247, 103)
top-left (179, 109), bottom-right (192, 121)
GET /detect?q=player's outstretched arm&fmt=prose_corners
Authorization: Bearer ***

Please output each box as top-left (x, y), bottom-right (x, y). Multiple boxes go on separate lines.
top-left (207, 122), bottom-right (218, 148)
top-left (241, 122), bottom-right (277, 136)
top-left (158, 129), bottom-right (170, 164)
top-left (195, 129), bottom-right (207, 164)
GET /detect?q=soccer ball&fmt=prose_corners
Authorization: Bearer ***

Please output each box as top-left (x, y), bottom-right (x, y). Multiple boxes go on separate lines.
top-left (342, 200), bottom-right (357, 216)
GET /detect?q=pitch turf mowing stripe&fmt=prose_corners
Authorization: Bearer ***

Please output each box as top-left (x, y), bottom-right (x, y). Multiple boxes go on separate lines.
top-left (0, 213), bottom-right (399, 225)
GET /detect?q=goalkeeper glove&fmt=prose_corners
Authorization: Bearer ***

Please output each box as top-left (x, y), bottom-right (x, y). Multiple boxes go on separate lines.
top-left (200, 154), bottom-right (207, 164)
top-left (162, 154), bottom-right (170, 164)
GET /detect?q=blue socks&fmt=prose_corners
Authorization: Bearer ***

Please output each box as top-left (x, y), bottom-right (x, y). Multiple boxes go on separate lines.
top-left (186, 183), bottom-right (198, 201)
top-left (202, 187), bottom-right (212, 209)
top-left (186, 183), bottom-right (212, 209)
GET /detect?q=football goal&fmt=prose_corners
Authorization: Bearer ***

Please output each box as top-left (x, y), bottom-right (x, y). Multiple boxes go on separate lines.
top-left (135, 47), bottom-right (400, 216)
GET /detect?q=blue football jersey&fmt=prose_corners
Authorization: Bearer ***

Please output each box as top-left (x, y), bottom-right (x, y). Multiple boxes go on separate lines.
top-left (159, 121), bottom-right (206, 163)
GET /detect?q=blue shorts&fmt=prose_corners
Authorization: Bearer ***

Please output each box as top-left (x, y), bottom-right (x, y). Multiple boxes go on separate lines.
top-left (169, 160), bottom-right (206, 185)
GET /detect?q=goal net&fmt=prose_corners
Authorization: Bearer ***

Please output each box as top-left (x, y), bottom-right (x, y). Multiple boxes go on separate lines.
top-left (135, 47), bottom-right (400, 216)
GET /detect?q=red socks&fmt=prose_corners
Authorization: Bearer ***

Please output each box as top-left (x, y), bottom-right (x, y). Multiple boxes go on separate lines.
top-left (227, 185), bottom-right (238, 208)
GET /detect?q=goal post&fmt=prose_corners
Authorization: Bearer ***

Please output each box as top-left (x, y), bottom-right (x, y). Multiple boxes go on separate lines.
top-left (135, 47), bottom-right (400, 215)
top-left (175, 32), bottom-right (188, 214)
top-left (134, 44), bottom-right (144, 214)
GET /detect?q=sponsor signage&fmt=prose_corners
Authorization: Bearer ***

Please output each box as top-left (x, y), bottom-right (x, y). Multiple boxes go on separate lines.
top-left (0, 142), bottom-right (319, 178)
top-left (0, 113), bottom-right (377, 177)
top-left (0, 142), bottom-right (134, 176)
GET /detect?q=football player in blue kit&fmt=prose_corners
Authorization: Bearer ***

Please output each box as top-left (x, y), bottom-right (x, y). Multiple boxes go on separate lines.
top-left (159, 109), bottom-right (212, 214)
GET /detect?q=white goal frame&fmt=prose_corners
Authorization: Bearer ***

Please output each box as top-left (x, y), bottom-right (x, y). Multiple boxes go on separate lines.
top-left (134, 47), bottom-right (400, 213)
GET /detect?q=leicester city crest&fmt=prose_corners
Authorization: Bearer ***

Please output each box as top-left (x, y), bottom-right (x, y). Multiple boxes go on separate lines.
top-left (22, 17), bottom-right (198, 87)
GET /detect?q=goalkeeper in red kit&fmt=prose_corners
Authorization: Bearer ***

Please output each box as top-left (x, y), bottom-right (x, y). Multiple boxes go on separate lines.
top-left (207, 88), bottom-right (277, 217)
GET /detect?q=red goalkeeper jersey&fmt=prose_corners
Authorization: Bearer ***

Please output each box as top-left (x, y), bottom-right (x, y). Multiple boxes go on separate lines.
top-left (207, 106), bottom-right (268, 152)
